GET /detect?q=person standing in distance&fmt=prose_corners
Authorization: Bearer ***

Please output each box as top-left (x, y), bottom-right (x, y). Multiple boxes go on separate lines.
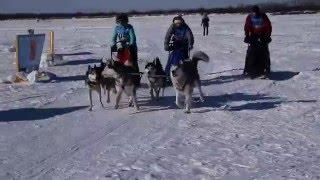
top-left (201, 13), bottom-right (210, 36)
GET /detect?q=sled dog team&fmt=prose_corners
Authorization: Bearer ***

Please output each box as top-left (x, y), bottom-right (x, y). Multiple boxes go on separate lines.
top-left (86, 5), bottom-right (273, 113)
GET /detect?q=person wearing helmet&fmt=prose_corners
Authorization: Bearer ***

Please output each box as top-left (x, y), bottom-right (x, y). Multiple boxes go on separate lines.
top-left (201, 13), bottom-right (210, 36)
top-left (164, 15), bottom-right (194, 77)
top-left (111, 13), bottom-right (139, 72)
top-left (244, 5), bottom-right (272, 78)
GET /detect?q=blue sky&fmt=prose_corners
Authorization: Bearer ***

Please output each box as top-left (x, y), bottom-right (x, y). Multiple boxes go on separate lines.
top-left (0, 0), bottom-right (288, 14)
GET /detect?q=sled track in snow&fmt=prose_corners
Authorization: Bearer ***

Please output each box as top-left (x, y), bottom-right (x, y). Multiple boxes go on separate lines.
top-left (13, 112), bottom-right (130, 179)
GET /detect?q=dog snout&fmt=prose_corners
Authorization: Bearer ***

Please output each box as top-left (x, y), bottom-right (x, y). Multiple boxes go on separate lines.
top-left (171, 70), bottom-right (177, 77)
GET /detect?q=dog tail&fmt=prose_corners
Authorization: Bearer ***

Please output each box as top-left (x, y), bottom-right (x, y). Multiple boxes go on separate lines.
top-left (192, 51), bottom-right (209, 62)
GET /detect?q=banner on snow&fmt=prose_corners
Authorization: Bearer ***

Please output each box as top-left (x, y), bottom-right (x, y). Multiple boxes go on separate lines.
top-left (16, 34), bottom-right (46, 71)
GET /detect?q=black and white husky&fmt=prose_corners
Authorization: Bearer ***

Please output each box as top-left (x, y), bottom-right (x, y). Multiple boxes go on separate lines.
top-left (170, 51), bottom-right (209, 113)
top-left (85, 63), bottom-right (105, 111)
top-left (145, 57), bottom-right (166, 101)
top-left (86, 60), bottom-right (116, 111)
top-left (106, 60), bottom-right (141, 111)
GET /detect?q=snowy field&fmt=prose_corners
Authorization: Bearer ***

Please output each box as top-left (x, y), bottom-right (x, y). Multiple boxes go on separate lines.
top-left (0, 14), bottom-right (320, 179)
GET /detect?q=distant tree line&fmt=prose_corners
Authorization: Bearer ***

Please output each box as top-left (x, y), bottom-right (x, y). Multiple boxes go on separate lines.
top-left (0, 2), bottom-right (319, 20)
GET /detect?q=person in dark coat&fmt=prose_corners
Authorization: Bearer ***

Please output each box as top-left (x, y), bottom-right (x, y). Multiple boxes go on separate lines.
top-left (201, 13), bottom-right (210, 36)
top-left (244, 5), bottom-right (272, 78)
top-left (164, 15), bottom-right (194, 76)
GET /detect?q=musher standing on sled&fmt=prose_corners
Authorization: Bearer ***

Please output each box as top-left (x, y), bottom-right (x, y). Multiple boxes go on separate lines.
top-left (111, 13), bottom-right (139, 73)
top-left (244, 5), bottom-right (272, 78)
top-left (164, 15), bottom-right (194, 83)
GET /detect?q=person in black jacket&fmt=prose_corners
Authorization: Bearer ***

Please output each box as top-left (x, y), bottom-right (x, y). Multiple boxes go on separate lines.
top-left (244, 5), bottom-right (272, 78)
top-left (201, 13), bottom-right (210, 36)
top-left (164, 15), bottom-right (194, 76)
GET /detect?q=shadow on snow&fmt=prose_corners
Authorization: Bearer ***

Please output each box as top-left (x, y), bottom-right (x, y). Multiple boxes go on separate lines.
top-left (202, 71), bottom-right (299, 86)
top-left (267, 71), bottom-right (299, 81)
top-left (55, 58), bottom-right (101, 66)
top-left (56, 51), bottom-right (93, 57)
top-left (38, 72), bottom-right (86, 83)
top-left (138, 93), bottom-right (316, 113)
top-left (0, 106), bottom-right (88, 122)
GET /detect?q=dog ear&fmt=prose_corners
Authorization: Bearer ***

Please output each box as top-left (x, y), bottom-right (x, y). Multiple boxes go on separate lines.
top-left (154, 58), bottom-right (157, 65)
top-left (155, 57), bottom-right (161, 66)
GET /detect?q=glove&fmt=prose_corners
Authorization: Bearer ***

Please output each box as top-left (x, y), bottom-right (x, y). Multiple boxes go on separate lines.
top-left (165, 44), bottom-right (175, 51)
top-left (128, 44), bottom-right (136, 50)
top-left (261, 36), bottom-right (272, 44)
top-left (244, 36), bottom-right (251, 44)
top-left (111, 45), bottom-right (117, 52)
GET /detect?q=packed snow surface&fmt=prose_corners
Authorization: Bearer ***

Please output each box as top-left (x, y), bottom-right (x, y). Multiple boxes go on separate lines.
top-left (0, 14), bottom-right (320, 179)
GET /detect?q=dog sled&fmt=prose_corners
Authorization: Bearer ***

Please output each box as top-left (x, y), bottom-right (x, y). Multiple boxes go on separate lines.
top-left (111, 41), bottom-right (133, 67)
top-left (110, 41), bottom-right (142, 86)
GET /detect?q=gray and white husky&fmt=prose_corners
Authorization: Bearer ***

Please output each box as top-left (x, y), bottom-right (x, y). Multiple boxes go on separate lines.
top-left (145, 57), bottom-right (166, 101)
top-left (86, 60), bottom-right (116, 111)
top-left (85, 63), bottom-right (105, 111)
top-left (170, 51), bottom-right (209, 113)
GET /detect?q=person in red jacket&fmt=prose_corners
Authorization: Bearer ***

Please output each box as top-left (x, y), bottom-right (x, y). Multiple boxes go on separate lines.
top-left (244, 5), bottom-right (272, 78)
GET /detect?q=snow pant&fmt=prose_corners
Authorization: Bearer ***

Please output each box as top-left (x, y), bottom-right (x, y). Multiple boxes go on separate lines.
top-left (244, 42), bottom-right (271, 77)
top-left (203, 26), bottom-right (209, 36)
top-left (129, 45), bottom-right (139, 73)
top-left (127, 45), bottom-right (141, 86)
top-left (165, 48), bottom-right (189, 76)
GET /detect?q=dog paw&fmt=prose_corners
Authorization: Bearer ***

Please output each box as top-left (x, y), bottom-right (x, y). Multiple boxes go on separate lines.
top-left (88, 107), bottom-right (93, 111)
top-left (176, 103), bottom-right (184, 109)
top-left (114, 105), bottom-right (119, 109)
top-left (106, 99), bottom-right (110, 103)
top-left (184, 109), bottom-right (191, 114)
top-left (128, 102), bottom-right (134, 107)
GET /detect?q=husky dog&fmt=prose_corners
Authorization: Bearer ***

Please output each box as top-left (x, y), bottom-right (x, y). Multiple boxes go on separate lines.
top-left (145, 57), bottom-right (166, 101)
top-left (106, 60), bottom-right (141, 111)
top-left (170, 51), bottom-right (209, 113)
top-left (100, 59), bottom-right (117, 103)
top-left (85, 64), bottom-right (105, 111)
top-left (85, 60), bottom-right (116, 111)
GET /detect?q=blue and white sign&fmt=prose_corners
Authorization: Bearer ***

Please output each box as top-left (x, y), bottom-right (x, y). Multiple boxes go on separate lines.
top-left (16, 34), bottom-right (45, 71)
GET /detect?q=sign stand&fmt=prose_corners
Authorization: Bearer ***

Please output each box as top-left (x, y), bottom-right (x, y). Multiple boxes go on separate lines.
top-left (47, 31), bottom-right (63, 65)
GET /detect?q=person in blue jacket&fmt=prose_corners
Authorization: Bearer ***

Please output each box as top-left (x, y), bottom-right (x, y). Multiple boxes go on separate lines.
top-left (111, 13), bottom-right (139, 72)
